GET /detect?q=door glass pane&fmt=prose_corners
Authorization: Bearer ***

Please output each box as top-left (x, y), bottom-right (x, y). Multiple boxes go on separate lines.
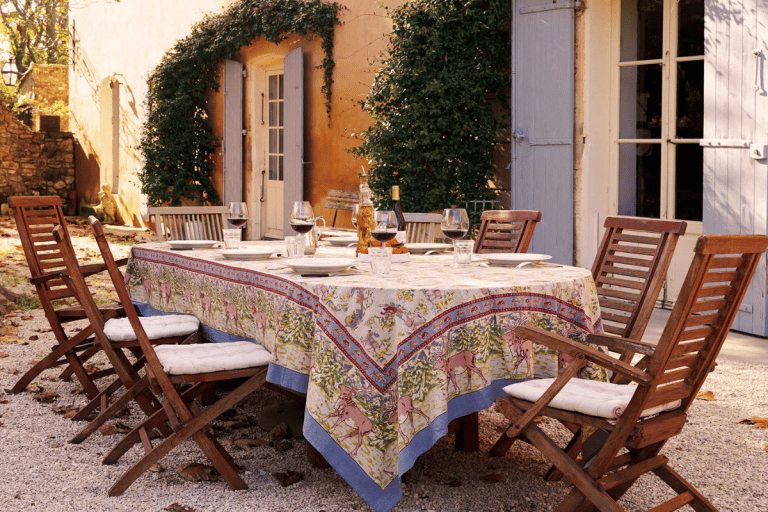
top-left (269, 129), bottom-right (278, 153)
top-left (675, 144), bottom-right (703, 221)
top-left (269, 102), bottom-right (277, 127)
top-left (269, 155), bottom-right (278, 180)
top-left (619, 64), bottom-right (662, 139)
top-left (619, 143), bottom-right (661, 217)
top-left (278, 74), bottom-right (284, 100)
top-left (676, 60), bottom-right (704, 138)
top-left (621, 0), bottom-right (663, 61)
top-left (279, 155), bottom-right (284, 181)
top-left (269, 75), bottom-right (278, 100)
top-left (678, 0), bottom-right (704, 57)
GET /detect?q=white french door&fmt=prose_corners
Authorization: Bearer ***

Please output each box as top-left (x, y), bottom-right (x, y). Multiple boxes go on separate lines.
top-left (263, 70), bottom-right (285, 239)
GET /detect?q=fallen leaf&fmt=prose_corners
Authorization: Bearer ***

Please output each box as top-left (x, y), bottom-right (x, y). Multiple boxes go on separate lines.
top-left (695, 390), bottom-right (716, 401)
top-left (164, 503), bottom-right (194, 512)
top-left (34, 391), bottom-right (59, 403)
top-left (221, 420), bottom-right (249, 429)
top-left (25, 383), bottom-right (43, 393)
top-left (0, 336), bottom-right (26, 345)
top-left (269, 423), bottom-right (289, 440)
top-left (234, 437), bottom-right (269, 450)
top-left (273, 439), bottom-right (293, 452)
top-left (52, 405), bottom-right (79, 417)
top-left (149, 463), bottom-right (164, 473)
top-left (739, 416), bottom-right (768, 428)
top-left (7, 369), bottom-right (19, 375)
top-left (273, 469), bottom-right (303, 487)
top-left (0, 399), bottom-right (8, 404)
top-left (481, 473), bottom-right (506, 483)
top-left (28, 335), bottom-right (38, 341)
top-left (0, 352), bottom-right (8, 358)
top-left (98, 422), bottom-right (131, 436)
top-left (177, 463), bottom-right (219, 482)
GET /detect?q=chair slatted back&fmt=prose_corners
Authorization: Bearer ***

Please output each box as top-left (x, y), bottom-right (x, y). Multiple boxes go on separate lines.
top-left (473, 210), bottom-right (541, 254)
top-left (9, 196), bottom-right (78, 320)
top-left (403, 212), bottom-right (442, 243)
top-left (148, 206), bottom-right (228, 241)
top-left (592, 217), bottom-right (687, 341)
top-left (638, 235), bottom-right (768, 415)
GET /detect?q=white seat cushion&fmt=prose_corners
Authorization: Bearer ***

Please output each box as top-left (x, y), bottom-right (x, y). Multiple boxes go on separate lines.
top-left (503, 378), bottom-right (681, 419)
top-left (104, 315), bottom-right (199, 342)
top-left (154, 341), bottom-right (271, 375)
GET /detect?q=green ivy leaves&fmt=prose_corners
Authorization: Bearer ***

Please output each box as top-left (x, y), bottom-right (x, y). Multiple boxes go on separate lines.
top-left (350, 0), bottom-right (511, 218)
top-left (140, 0), bottom-right (341, 207)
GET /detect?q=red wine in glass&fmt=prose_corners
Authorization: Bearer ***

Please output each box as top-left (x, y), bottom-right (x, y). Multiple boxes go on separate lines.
top-left (290, 221), bottom-right (314, 234)
top-left (228, 218), bottom-right (248, 228)
top-left (371, 230), bottom-right (397, 243)
top-left (442, 228), bottom-right (468, 240)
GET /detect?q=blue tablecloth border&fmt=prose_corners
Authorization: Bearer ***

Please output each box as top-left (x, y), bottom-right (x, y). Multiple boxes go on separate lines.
top-left (135, 301), bottom-right (525, 512)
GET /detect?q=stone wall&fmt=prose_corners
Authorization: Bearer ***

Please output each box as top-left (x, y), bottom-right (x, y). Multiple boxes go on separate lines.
top-left (0, 104), bottom-right (75, 210)
top-left (17, 63), bottom-right (70, 132)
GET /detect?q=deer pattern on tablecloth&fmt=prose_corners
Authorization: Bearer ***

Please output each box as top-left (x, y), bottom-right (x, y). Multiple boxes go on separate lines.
top-left (126, 248), bottom-right (606, 490)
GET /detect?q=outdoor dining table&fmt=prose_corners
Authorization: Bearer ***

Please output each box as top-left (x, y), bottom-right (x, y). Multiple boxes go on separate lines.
top-left (125, 240), bottom-right (606, 512)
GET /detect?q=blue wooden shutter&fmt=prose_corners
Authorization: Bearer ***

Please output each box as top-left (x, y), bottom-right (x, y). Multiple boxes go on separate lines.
top-left (703, 0), bottom-right (768, 334)
top-left (283, 48), bottom-right (304, 236)
top-left (512, 0), bottom-right (577, 264)
top-left (223, 59), bottom-right (243, 206)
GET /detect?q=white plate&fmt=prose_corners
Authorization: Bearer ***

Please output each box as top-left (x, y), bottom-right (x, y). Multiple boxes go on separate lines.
top-left (283, 258), bottom-right (356, 274)
top-left (326, 237), bottom-right (359, 247)
top-left (406, 243), bottom-right (452, 254)
top-left (167, 240), bottom-right (220, 250)
top-left (221, 248), bottom-right (276, 260)
top-left (357, 253), bottom-right (411, 263)
top-left (483, 253), bottom-right (552, 267)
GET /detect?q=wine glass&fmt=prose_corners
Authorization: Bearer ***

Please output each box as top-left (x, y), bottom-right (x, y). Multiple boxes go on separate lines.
top-left (227, 202), bottom-right (249, 228)
top-left (351, 204), bottom-right (360, 229)
top-left (289, 201), bottom-right (316, 234)
top-left (441, 208), bottom-right (470, 265)
top-left (372, 210), bottom-right (398, 244)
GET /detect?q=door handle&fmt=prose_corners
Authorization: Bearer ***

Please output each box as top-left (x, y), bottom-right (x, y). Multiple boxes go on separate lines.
top-left (513, 130), bottom-right (526, 142)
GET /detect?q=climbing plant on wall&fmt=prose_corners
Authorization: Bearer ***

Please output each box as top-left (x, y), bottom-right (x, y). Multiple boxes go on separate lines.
top-left (350, 0), bottom-right (511, 216)
top-left (140, 0), bottom-right (341, 206)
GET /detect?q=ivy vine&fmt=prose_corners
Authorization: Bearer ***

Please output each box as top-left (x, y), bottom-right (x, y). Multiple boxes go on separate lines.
top-left (140, 0), bottom-right (341, 206)
top-left (350, 0), bottom-right (511, 219)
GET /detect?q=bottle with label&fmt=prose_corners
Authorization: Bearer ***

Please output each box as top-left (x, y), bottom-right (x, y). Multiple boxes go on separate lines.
top-left (391, 185), bottom-right (407, 244)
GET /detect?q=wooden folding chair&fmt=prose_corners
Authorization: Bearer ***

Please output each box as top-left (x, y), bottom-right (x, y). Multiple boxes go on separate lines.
top-left (7, 196), bottom-right (126, 398)
top-left (490, 234), bottom-right (768, 512)
top-left (403, 212), bottom-right (442, 243)
top-left (473, 210), bottom-right (541, 253)
top-left (148, 206), bottom-right (228, 241)
top-left (84, 216), bottom-right (271, 496)
top-left (47, 223), bottom-right (201, 444)
top-left (490, 217), bottom-right (687, 461)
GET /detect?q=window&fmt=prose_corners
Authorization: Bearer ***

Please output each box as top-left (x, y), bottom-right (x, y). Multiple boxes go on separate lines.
top-left (617, 0), bottom-right (704, 222)
top-left (267, 72), bottom-right (284, 182)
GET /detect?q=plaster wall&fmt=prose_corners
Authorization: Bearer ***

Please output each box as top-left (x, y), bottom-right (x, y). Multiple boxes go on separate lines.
top-left (69, 0), bottom-right (231, 225)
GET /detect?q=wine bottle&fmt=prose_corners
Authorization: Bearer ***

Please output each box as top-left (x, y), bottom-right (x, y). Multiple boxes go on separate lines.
top-left (391, 185), bottom-right (407, 244)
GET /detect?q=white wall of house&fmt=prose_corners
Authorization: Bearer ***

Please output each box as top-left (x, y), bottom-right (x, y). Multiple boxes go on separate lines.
top-left (69, 0), bottom-right (231, 223)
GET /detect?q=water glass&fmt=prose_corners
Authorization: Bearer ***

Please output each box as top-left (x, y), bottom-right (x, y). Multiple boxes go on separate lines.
top-left (454, 239), bottom-right (474, 266)
top-left (223, 229), bottom-right (241, 249)
top-left (369, 246), bottom-right (393, 275)
top-left (285, 235), bottom-right (305, 258)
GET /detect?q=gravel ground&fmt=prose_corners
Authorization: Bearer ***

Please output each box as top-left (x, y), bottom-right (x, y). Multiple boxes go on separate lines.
top-left (0, 217), bottom-right (766, 512)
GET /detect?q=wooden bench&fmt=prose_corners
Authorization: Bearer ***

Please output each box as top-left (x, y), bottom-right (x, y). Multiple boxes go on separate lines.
top-left (323, 189), bottom-right (359, 226)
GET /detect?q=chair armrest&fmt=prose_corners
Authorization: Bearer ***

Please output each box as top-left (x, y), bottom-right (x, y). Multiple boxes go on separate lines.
top-left (29, 270), bottom-right (64, 286)
top-left (80, 258), bottom-right (127, 278)
top-left (514, 326), bottom-right (653, 386)
top-left (586, 333), bottom-right (656, 356)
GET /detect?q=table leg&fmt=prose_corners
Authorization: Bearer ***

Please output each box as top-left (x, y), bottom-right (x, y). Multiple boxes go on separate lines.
top-left (451, 412), bottom-right (479, 452)
top-left (307, 443), bottom-right (330, 468)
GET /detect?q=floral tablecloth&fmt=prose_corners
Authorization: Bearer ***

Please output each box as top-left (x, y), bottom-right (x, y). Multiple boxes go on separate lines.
top-left (126, 241), bottom-right (604, 512)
